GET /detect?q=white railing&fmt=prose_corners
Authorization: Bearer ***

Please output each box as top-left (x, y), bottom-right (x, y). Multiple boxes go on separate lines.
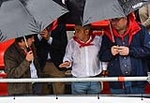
top-left (0, 75), bottom-right (150, 103)
top-left (0, 76), bottom-right (149, 83)
top-left (0, 95), bottom-right (150, 103)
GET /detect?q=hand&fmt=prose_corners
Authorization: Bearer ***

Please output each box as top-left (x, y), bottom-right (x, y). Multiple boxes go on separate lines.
top-left (25, 51), bottom-right (34, 62)
top-left (100, 70), bottom-right (108, 77)
top-left (59, 61), bottom-right (71, 68)
top-left (40, 29), bottom-right (50, 40)
top-left (117, 46), bottom-right (129, 56)
top-left (111, 45), bottom-right (119, 56)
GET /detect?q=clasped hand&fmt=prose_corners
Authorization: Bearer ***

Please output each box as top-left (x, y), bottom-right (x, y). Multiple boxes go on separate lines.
top-left (111, 45), bottom-right (129, 56)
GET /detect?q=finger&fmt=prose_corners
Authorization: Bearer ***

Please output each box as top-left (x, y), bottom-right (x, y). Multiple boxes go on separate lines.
top-left (118, 49), bottom-right (123, 52)
top-left (59, 64), bottom-right (64, 68)
top-left (28, 51), bottom-right (33, 54)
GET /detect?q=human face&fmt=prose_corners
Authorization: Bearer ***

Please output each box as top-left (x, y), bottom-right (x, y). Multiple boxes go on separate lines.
top-left (74, 25), bottom-right (86, 41)
top-left (26, 36), bottom-right (35, 47)
top-left (110, 17), bottom-right (128, 32)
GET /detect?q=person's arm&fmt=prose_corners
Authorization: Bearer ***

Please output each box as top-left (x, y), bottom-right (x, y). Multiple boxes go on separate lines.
top-left (34, 29), bottom-right (52, 48)
top-left (59, 61), bottom-right (71, 68)
top-left (59, 39), bottom-right (74, 68)
top-left (100, 62), bottom-right (108, 76)
top-left (4, 48), bottom-right (30, 78)
top-left (129, 26), bottom-right (150, 58)
top-left (99, 35), bottom-right (116, 62)
top-left (50, 23), bottom-right (68, 51)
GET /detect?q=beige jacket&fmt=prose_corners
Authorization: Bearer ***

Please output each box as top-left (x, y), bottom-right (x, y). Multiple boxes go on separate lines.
top-left (139, 4), bottom-right (150, 32)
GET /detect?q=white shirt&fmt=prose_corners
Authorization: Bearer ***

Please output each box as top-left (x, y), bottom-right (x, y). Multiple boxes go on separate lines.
top-left (30, 60), bottom-right (38, 78)
top-left (63, 35), bottom-right (107, 77)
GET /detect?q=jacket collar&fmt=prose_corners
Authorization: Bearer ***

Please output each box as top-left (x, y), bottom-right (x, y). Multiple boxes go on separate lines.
top-left (104, 13), bottom-right (141, 45)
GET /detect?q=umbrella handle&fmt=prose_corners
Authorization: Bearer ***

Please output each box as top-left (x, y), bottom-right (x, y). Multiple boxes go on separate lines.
top-left (26, 47), bottom-right (31, 52)
top-left (23, 36), bottom-right (30, 52)
top-left (109, 22), bottom-right (115, 43)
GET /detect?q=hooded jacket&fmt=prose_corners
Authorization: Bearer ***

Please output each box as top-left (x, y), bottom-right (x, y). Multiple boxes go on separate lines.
top-left (99, 14), bottom-right (150, 89)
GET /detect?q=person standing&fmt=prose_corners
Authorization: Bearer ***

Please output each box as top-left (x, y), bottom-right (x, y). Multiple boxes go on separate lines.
top-left (139, 4), bottom-right (150, 72)
top-left (59, 24), bottom-right (107, 94)
top-left (4, 35), bottom-right (42, 95)
top-left (34, 19), bottom-right (68, 94)
top-left (139, 4), bottom-right (150, 32)
top-left (99, 13), bottom-right (150, 94)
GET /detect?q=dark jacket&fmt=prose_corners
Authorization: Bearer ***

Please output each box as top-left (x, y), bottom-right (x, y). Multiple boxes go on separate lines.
top-left (34, 23), bottom-right (68, 70)
top-left (4, 42), bottom-right (41, 95)
top-left (99, 24), bottom-right (150, 89)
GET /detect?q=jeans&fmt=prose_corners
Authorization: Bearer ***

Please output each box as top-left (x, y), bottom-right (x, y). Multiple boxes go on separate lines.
top-left (110, 82), bottom-right (144, 94)
top-left (71, 81), bottom-right (101, 94)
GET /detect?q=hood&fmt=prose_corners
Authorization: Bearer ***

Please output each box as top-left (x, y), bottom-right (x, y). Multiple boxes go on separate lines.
top-left (104, 13), bottom-right (141, 45)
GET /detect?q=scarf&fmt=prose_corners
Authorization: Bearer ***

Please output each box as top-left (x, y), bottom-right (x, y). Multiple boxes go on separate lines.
top-left (104, 13), bottom-right (141, 45)
top-left (73, 35), bottom-right (95, 48)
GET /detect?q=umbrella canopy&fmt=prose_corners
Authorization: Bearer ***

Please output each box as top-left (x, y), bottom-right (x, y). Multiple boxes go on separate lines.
top-left (0, 0), bottom-right (68, 42)
top-left (83, 0), bottom-right (150, 25)
top-left (59, 0), bottom-right (85, 25)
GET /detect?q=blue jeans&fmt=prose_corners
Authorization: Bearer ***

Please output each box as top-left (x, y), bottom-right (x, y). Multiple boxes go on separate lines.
top-left (71, 81), bottom-right (101, 94)
top-left (110, 82), bottom-right (144, 94)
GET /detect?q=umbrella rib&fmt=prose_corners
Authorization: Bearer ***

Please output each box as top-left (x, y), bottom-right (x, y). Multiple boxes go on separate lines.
top-left (16, 0), bottom-right (33, 19)
top-left (16, 0), bottom-right (40, 35)
top-left (0, 30), bottom-right (7, 42)
top-left (0, 0), bottom-right (69, 42)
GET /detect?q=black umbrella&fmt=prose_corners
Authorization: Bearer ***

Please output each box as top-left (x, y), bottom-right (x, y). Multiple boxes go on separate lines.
top-left (59, 0), bottom-right (85, 25)
top-left (83, 0), bottom-right (150, 25)
top-left (0, 0), bottom-right (68, 42)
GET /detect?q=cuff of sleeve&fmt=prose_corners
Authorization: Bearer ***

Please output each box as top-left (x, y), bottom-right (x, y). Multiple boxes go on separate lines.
top-left (63, 60), bottom-right (72, 68)
top-left (47, 37), bottom-right (53, 44)
top-left (129, 48), bottom-right (134, 56)
top-left (66, 64), bottom-right (72, 68)
top-left (37, 34), bottom-right (42, 41)
top-left (101, 62), bottom-right (108, 70)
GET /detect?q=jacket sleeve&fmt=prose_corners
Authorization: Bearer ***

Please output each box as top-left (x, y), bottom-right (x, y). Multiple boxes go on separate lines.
top-left (99, 35), bottom-right (116, 62)
top-left (4, 49), bottom-right (30, 78)
top-left (51, 23), bottom-right (68, 51)
top-left (63, 39), bottom-right (74, 66)
top-left (129, 26), bottom-right (150, 58)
